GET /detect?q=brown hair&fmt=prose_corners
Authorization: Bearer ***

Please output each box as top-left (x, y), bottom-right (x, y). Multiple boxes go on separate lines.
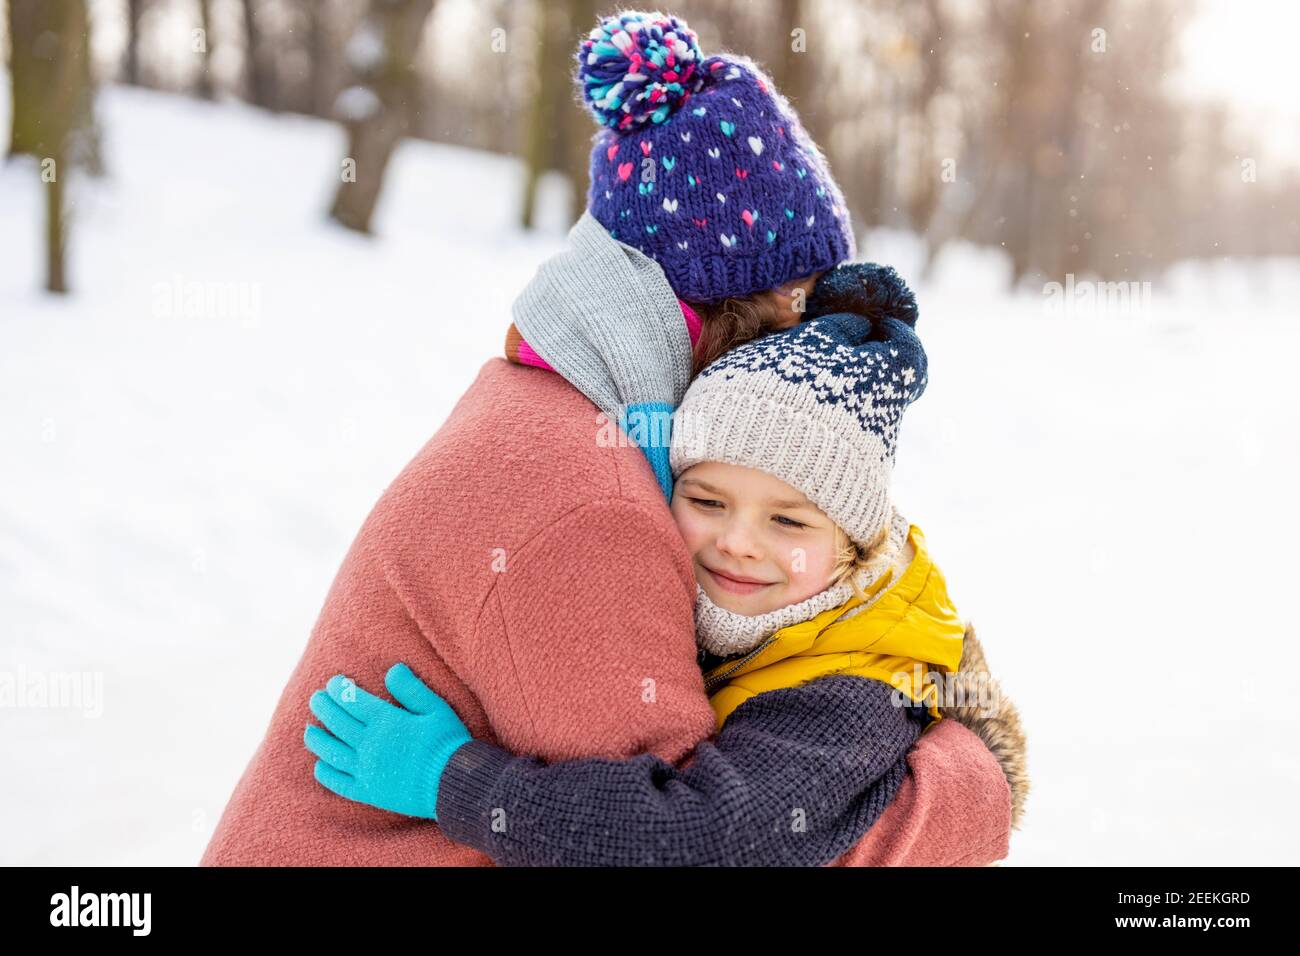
top-left (685, 293), bottom-right (794, 378)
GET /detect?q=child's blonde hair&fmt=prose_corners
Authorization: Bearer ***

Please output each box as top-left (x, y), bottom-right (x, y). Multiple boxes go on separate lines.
top-left (830, 521), bottom-right (897, 603)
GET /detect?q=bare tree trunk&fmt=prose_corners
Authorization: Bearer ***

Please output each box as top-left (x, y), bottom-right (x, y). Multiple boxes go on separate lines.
top-left (195, 0), bottom-right (216, 100)
top-left (45, 152), bottom-right (69, 293)
top-left (774, 0), bottom-right (824, 145)
top-left (907, 0), bottom-right (945, 238)
top-left (306, 0), bottom-right (336, 117)
top-left (7, 0), bottom-right (42, 158)
top-left (124, 0), bottom-right (146, 86)
top-left (50, 0), bottom-right (92, 293)
top-left (919, 0), bottom-right (1035, 287)
top-left (328, 0), bottom-right (436, 234)
top-left (241, 0), bottom-right (277, 109)
top-left (564, 0), bottom-right (597, 224)
top-left (1039, 0), bottom-right (1108, 282)
top-left (8, 0), bottom-right (93, 292)
top-left (520, 1), bottom-right (566, 230)
top-left (519, 0), bottom-right (594, 229)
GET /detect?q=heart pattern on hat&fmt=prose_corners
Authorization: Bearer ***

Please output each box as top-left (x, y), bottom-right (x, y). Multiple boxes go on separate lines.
top-left (581, 17), bottom-right (855, 300)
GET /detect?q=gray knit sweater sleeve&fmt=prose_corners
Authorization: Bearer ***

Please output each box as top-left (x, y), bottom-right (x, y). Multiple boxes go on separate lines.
top-left (435, 675), bottom-right (928, 866)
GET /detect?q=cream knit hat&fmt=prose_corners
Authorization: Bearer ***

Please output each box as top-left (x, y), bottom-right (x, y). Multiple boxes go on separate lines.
top-left (669, 309), bottom-right (928, 548)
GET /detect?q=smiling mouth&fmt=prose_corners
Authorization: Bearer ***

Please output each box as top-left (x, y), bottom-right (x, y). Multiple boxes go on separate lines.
top-left (704, 566), bottom-right (777, 595)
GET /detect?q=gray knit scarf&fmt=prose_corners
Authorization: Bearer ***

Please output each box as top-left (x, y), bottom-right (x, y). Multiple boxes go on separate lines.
top-left (511, 210), bottom-right (693, 498)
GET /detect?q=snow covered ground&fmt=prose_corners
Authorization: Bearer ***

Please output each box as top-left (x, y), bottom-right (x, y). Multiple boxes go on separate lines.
top-left (2, 83), bottom-right (1298, 866)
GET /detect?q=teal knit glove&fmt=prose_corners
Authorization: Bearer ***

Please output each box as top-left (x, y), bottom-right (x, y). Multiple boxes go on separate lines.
top-left (304, 663), bottom-right (472, 820)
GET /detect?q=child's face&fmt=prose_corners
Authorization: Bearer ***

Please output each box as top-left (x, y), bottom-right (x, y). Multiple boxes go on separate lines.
top-left (670, 460), bottom-right (840, 616)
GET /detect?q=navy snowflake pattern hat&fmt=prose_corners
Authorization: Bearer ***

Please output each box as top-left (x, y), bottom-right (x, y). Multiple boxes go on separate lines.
top-left (669, 303), bottom-right (928, 547)
top-left (574, 10), bottom-right (856, 303)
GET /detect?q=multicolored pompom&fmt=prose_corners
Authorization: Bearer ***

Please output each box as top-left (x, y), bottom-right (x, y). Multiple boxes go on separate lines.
top-left (576, 11), bottom-right (857, 302)
top-left (577, 11), bottom-right (705, 130)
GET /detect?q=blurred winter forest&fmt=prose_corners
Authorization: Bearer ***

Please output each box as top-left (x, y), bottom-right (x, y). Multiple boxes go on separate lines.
top-left (5, 1), bottom-right (1300, 867)
top-left (5, 0), bottom-right (1298, 295)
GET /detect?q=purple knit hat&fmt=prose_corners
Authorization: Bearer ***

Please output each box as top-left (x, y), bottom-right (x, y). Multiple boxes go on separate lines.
top-left (575, 10), bottom-right (856, 303)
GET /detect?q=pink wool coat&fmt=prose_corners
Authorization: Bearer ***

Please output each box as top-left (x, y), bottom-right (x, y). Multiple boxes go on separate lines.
top-left (201, 358), bottom-right (1012, 866)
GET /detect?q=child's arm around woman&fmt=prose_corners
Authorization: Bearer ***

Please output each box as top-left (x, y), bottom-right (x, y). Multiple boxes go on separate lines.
top-left (308, 663), bottom-right (929, 867)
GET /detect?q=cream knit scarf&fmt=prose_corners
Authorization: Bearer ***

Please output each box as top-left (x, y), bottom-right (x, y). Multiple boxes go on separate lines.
top-left (694, 507), bottom-right (913, 658)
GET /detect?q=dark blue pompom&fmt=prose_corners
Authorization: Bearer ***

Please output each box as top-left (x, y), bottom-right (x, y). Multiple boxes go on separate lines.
top-left (806, 262), bottom-right (920, 329)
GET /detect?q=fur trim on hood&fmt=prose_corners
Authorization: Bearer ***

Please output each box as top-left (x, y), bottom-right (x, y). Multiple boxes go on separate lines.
top-left (938, 624), bottom-right (1030, 831)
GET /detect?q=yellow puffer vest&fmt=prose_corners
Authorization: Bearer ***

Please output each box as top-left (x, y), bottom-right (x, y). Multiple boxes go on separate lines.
top-left (703, 524), bottom-right (965, 733)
